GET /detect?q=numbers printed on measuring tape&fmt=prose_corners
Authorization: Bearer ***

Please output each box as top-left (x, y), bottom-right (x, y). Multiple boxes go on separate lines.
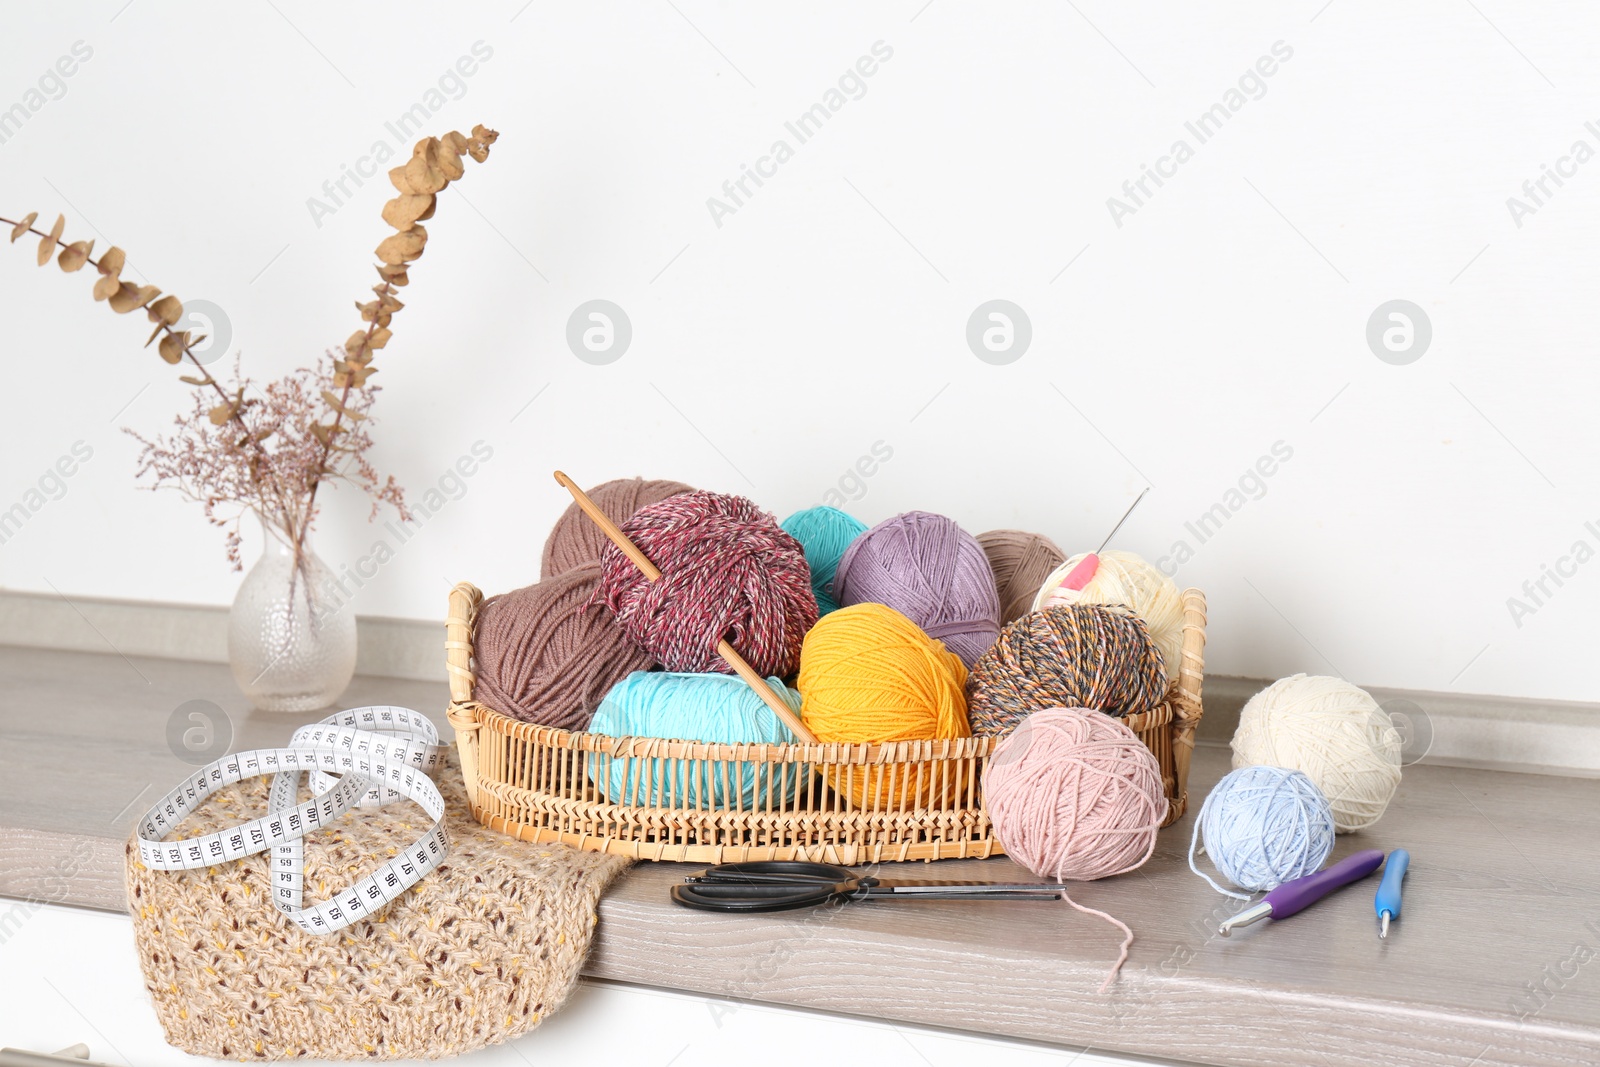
top-left (135, 706), bottom-right (448, 935)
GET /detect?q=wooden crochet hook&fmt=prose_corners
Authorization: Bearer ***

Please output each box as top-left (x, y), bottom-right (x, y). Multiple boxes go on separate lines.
top-left (553, 471), bottom-right (818, 744)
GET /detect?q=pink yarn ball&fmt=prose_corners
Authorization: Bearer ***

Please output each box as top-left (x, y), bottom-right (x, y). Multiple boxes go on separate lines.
top-left (984, 707), bottom-right (1167, 882)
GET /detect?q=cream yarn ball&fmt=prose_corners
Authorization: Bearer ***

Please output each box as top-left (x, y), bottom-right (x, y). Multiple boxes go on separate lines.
top-left (1034, 550), bottom-right (1184, 684)
top-left (1230, 674), bottom-right (1402, 833)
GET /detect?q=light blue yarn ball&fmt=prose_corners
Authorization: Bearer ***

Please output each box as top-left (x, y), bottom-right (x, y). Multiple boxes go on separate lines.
top-left (587, 671), bottom-right (803, 810)
top-left (1189, 765), bottom-right (1336, 899)
top-left (781, 506), bottom-right (868, 615)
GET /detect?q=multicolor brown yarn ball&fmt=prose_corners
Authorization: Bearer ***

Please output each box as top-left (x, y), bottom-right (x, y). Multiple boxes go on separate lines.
top-left (473, 563), bottom-right (656, 730)
top-left (977, 529), bottom-right (1067, 626)
top-left (541, 477), bottom-right (694, 579)
top-left (968, 605), bottom-right (1169, 739)
top-left (595, 490), bottom-right (818, 677)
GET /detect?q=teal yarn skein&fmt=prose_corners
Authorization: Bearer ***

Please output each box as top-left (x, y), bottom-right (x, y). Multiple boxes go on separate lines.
top-left (587, 671), bottom-right (803, 809)
top-left (1188, 765), bottom-right (1335, 899)
top-left (781, 506), bottom-right (868, 615)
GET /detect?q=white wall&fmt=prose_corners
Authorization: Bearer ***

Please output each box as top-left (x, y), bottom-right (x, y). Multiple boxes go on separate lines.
top-left (2, 1), bottom-right (1596, 703)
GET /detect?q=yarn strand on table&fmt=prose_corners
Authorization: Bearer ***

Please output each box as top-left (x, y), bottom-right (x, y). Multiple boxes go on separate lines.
top-left (982, 708), bottom-right (1167, 992)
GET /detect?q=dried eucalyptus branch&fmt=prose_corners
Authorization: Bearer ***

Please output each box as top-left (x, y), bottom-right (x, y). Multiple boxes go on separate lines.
top-left (300, 123), bottom-right (498, 558)
top-left (2, 122), bottom-right (499, 566)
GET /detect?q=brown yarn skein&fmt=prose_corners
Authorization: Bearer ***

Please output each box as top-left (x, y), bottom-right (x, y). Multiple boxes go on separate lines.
top-left (473, 563), bottom-right (655, 730)
top-left (541, 477), bottom-right (694, 579)
top-left (977, 529), bottom-right (1067, 625)
top-left (968, 604), bottom-right (1169, 740)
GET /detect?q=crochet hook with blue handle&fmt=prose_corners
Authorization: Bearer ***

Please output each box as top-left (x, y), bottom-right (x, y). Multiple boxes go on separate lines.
top-left (1375, 849), bottom-right (1410, 938)
top-left (1218, 849), bottom-right (1385, 936)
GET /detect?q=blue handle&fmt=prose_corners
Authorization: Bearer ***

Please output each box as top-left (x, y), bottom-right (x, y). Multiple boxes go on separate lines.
top-left (1375, 849), bottom-right (1410, 919)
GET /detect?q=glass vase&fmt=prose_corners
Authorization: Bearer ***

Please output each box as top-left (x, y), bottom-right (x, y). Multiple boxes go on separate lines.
top-left (228, 515), bottom-right (356, 712)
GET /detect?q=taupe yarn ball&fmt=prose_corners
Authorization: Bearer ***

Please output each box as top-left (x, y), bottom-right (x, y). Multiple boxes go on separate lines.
top-left (540, 477), bottom-right (694, 579)
top-left (977, 529), bottom-right (1067, 625)
top-left (474, 563), bottom-right (655, 730)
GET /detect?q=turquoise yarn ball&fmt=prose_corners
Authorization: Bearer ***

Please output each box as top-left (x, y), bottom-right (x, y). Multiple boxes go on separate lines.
top-left (587, 671), bottom-right (803, 809)
top-left (781, 506), bottom-right (868, 615)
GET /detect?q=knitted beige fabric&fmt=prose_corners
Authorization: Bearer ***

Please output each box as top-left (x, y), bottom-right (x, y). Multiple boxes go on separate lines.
top-left (126, 752), bottom-right (630, 1060)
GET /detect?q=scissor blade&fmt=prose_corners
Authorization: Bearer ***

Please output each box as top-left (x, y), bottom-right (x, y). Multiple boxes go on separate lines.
top-left (872, 880), bottom-right (1068, 893)
top-left (862, 889), bottom-right (1063, 902)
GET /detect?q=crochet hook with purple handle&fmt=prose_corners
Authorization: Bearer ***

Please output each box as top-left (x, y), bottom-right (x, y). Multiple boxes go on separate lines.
top-left (1218, 849), bottom-right (1386, 936)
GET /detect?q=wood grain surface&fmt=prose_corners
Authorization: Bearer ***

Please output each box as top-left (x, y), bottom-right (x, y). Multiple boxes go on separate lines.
top-left (3, 646), bottom-right (1597, 1067)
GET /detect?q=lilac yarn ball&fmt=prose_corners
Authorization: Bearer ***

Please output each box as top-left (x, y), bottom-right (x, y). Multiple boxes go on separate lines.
top-left (833, 510), bottom-right (1002, 667)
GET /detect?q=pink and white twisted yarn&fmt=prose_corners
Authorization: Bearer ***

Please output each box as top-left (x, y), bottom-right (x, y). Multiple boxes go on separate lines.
top-left (594, 490), bottom-right (818, 678)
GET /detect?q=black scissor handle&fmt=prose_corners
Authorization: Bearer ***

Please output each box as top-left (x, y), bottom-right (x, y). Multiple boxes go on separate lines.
top-left (671, 880), bottom-right (852, 912)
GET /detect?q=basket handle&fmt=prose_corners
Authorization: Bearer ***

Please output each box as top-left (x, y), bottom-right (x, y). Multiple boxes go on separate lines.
top-left (1169, 587), bottom-right (1208, 809)
top-left (445, 581), bottom-right (485, 808)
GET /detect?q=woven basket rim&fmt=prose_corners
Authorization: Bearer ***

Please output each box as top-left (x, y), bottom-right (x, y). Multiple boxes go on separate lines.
top-left (443, 579), bottom-right (1210, 845)
top-left (450, 694), bottom-right (1179, 762)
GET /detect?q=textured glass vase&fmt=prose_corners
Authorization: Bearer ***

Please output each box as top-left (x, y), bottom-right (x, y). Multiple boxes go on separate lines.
top-left (228, 517), bottom-right (356, 711)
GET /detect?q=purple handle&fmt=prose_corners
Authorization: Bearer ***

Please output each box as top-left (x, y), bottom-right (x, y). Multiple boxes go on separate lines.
top-left (1262, 849), bottom-right (1385, 919)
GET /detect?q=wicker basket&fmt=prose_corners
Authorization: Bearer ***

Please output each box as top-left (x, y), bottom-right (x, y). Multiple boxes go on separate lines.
top-left (445, 582), bottom-right (1208, 863)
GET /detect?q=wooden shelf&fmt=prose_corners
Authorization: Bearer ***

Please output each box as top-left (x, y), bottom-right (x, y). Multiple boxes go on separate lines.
top-left (2, 645), bottom-right (1594, 1067)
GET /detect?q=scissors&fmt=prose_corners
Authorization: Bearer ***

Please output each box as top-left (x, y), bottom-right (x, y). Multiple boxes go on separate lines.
top-left (670, 861), bottom-right (1067, 913)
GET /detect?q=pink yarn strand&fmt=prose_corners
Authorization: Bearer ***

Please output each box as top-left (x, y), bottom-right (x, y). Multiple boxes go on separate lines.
top-left (1057, 889), bottom-right (1135, 994)
top-left (983, 707), bottom-right (1168, 993)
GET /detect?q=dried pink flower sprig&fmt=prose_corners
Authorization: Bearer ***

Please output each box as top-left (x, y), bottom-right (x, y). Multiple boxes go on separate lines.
top-left (127, 357), bottom-right (409, 570)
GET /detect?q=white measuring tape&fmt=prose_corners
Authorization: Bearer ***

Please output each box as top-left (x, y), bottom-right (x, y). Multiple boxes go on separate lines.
top-left (136, 705), bottom-right (448, 934)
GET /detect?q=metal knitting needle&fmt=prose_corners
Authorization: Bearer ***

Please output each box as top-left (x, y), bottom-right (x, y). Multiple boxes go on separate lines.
top-left (1060, 487), bottom-right (1151, 591)
top-left (1097, 487), bottom-right (1150, 554)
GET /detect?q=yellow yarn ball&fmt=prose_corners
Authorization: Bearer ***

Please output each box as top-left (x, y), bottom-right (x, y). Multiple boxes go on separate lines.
top-left (1033, 549), bottom-right (1184, 685)
top-left (796, 602), bottom-right (970, 809)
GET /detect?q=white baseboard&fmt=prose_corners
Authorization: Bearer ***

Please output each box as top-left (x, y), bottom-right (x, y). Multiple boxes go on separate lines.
top-left (1198, 675), bottom-right (1600, 778)
top-left (0, 588), bottom-right (443, 682)
top-left (2, 589), bottom-right (1595, 777)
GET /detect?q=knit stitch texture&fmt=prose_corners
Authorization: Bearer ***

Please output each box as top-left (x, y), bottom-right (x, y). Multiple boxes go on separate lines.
top-left (126, 752), bottom-right (630, 1060)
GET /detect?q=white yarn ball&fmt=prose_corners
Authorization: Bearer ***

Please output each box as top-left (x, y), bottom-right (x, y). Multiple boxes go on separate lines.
top-left (1230, 674), bottom-right (1402, 833)
top-left (1033, 550), bottom-right (1184, 684)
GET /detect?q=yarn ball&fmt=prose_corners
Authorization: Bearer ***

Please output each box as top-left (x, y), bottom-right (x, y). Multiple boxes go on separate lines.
top-left (967, 605), bottom-right (1169, 740)
top-left (982, 707), bottom-right (1167, 992)
top-left (1188, 765), bottom-right (1335, 899)
top-left (834, 510), bottom-right (1002, 667)
top-left (595, 490), bottom-right (818, 678)
top-left (473, 563), bottom-right (655, 731)
top-left (587, 671), bottom-right (802, 809)
top-left (796, 602), bottom-right (970, 808)
top-left (1034, 550), bottom-right (1185, 685)
top-left (541, 476), bottom-right (694, 579)
top-left (977, 529), bottom-right (1067, 626)
top-left (781, 505), bottom-right (869, 615)
top-left (984, 707), bottom-right (1167, 880)
top-left (1231, 674), bottom-right (1403, 833)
